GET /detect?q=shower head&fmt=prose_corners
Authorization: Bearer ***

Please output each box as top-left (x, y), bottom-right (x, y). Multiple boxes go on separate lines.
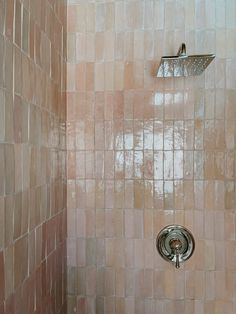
top-left (156, 43), bottom-right (215, 78)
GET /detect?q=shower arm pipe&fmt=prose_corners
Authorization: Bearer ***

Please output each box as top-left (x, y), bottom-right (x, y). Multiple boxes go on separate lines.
top-left (177, 43), bottom-right (187, 57)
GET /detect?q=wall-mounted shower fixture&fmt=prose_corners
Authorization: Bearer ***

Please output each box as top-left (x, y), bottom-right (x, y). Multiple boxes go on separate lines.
top-left (156, 225), bottom-right (195, 269)
top-left (156, 43), bottom-right (215, 77)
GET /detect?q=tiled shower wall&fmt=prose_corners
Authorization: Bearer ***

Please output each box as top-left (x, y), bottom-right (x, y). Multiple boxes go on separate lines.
top-left (0, 0), bottom-right (67, 313)
top-left (66, 1), bottom-right (236, 313)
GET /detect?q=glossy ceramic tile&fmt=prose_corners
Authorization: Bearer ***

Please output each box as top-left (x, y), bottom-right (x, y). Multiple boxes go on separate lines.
top-left (66, 0), bottom-right (236, 313)
top-left (0, 0), bottom-right (67, 313)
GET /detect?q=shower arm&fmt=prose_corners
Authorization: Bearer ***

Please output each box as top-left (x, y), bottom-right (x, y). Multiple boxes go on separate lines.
top-left (177, 43), bottom-right (187, 57)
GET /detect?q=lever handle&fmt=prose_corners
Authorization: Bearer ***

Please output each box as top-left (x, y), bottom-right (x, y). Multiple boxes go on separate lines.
top-left (169, 238), bottom-right (182, 269)
top-left (174, 249), bottom-right (180, 269)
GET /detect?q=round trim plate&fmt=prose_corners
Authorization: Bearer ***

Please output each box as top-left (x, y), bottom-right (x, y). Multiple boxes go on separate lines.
top-left (156, 225), bottom-right (195, 268)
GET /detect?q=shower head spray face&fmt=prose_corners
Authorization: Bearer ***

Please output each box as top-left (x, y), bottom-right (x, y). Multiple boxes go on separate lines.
top-left (156, 43), bottom-right (215, 78)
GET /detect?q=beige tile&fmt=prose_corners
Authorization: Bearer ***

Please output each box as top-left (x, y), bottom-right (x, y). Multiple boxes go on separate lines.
top-left (3, 0), bottom-right (236, 310)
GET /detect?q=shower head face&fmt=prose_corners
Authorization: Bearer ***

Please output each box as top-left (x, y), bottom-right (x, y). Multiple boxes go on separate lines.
top-left (156, 54), bottom-right (215, 78)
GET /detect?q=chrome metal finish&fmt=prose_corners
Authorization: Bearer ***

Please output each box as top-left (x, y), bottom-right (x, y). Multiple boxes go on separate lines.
top-left (177, 43), bottom-right (186, 57)
top-left (156, 225), bottom-right (195, 269)
top-left (156, 43), bottom-right (215, 77)
top-left (169, 238), bottom-right (182, 268)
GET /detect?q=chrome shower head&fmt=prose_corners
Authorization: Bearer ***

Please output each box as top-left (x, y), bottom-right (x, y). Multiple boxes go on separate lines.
top-left (156, 43), bottom-right (215, 78)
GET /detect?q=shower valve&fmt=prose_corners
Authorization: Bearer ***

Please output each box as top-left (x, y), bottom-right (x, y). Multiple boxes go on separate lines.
top-left (156, 225), bottom-right (195, 269)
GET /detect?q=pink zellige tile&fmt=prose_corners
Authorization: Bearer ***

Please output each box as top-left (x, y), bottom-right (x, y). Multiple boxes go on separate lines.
top-left (65, 0), bottom-right (236, 311)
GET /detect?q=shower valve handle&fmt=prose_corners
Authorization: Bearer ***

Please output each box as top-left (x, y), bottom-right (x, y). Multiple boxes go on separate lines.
top-left (169, 238), bottom-right (182, 269)
top-left (174, 249), bottom-right (180, 269)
